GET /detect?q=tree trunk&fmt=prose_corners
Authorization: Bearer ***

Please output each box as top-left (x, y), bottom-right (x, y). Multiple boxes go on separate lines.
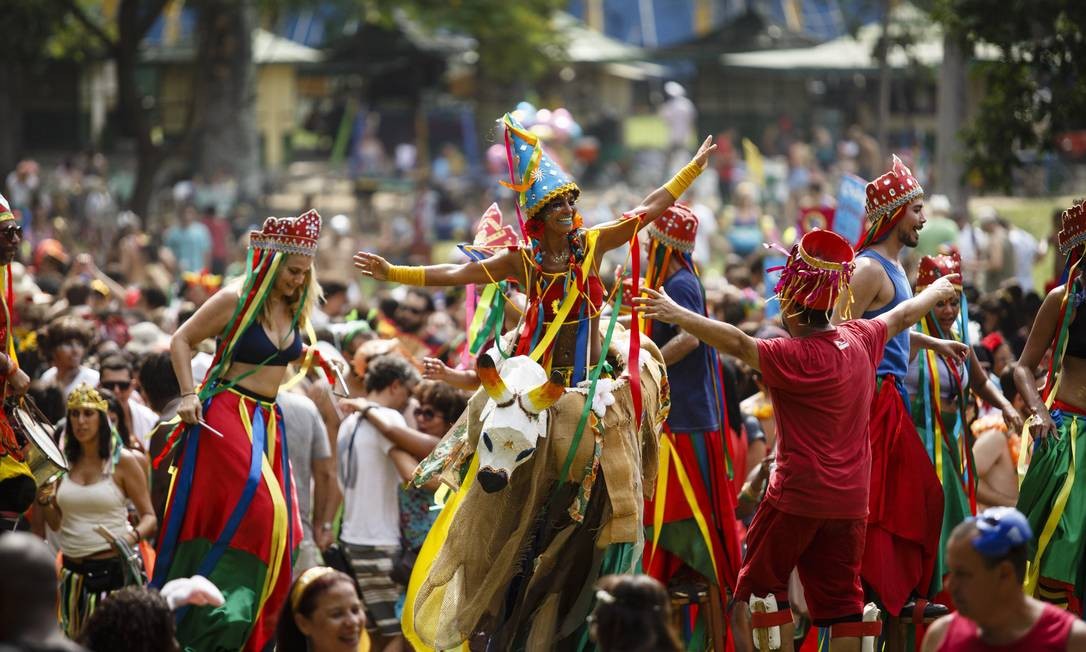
top-left (115, 40), bottom-right (162, 220)
top-left (935, 33), bottom-right (969, 212)
top-left (194, 0), bottom-right (260, 201)
top-left (0, 61), bottom-right (23, 175)
top-left (876, 0), bottom-right (892, 156)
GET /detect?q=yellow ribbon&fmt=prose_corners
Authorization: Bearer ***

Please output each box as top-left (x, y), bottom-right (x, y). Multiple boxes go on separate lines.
top-left (927, 349), bottom-right (945, 484)
top-left (279, 320), bottom-right (319, 392)
top-left (528, 230), bottom-right (599, 361)
top-left (239, 398), bottom-right (290, 625)
top-left (1024, 415), bottom-right (1078, 597)
top-left (649, 433), bottom-right (721, 586)
top-left (1019, 376), bottom-right (1060, 484)
top-left (403, 455), bottom-right (479, 652)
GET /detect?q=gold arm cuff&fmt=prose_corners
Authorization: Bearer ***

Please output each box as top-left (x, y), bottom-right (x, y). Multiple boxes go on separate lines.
top-left (663, 160), bottom-right (704, 199)
top-left (387, 265), bottom-right (426, 286)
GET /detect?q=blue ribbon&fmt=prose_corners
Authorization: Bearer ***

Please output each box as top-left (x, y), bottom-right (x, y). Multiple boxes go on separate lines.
top-left (194, 405), bottom-right (267, 580)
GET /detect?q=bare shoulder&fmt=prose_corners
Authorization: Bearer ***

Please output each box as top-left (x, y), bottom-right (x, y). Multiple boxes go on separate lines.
top-left (116, 448), bottom-right (146, 483)
top-left (920, 613), bottom-right (953, 652)
top-left (851, 255), bottom-right (886, 282)
top-left (207, 287), bottom-right (242, 311)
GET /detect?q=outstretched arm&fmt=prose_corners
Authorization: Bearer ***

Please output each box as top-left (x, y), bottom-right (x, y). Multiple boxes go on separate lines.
top-left (594, 136), bottom-right (717, 253)
top-left (354, 247), bottom-right (522, 288)
top-left (911, 330), bottom-right (970, 361)
top-left (635, 287), bottom-right (760, 371)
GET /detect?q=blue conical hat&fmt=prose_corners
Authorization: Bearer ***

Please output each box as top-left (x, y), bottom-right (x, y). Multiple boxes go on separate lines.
top-left (501, 113), bottom-right (579, 219)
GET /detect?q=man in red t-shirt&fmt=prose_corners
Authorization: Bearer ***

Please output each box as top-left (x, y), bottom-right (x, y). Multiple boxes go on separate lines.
top-left (637, 229), bottom-right (960, 652)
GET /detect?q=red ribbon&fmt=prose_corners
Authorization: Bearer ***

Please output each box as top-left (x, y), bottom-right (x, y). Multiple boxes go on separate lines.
top-left (629, 231), bottom-right (643, 431)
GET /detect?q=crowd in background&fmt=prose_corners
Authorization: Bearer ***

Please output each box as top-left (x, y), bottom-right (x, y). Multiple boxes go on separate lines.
top-left (0, 118), bottom-right (1065, 651)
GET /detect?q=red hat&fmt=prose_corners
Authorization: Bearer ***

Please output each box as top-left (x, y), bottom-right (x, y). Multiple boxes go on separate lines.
top-left (34, 238), bottom-right (69, 267)
top-left (1057, 199), bottom-right (1086, 256)
top-left (0, 192), bottom-right (13, 223)
top-left (863, 154), bottom-right (923, 241)
top-left (916, 251), bottom-right (962, 291)
top-left (249, 209), bottom-right (322, 256)
top-left (981, 332), bottom-right (1005, 353)
top-left (774, 229), bottom-right (855, 314)
top-left (646, 202), bottom-right (698, 254)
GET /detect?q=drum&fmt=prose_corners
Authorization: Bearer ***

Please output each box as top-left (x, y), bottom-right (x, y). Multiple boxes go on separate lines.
top-left (7, 398), bottom-right (67, 486)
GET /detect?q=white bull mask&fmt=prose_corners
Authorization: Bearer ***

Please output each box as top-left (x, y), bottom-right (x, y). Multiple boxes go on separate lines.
top-left (475, 354), bottom-right (565, 493)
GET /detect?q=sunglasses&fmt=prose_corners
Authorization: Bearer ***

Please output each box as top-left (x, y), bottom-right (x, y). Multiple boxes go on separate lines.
top-left (0, 225), bottom-right (22, 241)
top-left (100, 380), bottom-right (132, 391)
top-left (415, 407), bottom-right (441, 421)
top-left (399, 305), bottom-right (427, 315)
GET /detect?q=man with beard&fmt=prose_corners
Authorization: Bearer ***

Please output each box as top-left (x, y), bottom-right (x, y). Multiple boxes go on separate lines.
top-left (0, 192), bottom-right (34, 533)
top-left (377, 288), bottom-right (443, 362)
top-left (834, 156), bottom-right (968, 621)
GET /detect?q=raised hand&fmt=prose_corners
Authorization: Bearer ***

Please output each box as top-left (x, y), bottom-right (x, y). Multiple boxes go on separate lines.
top-left (692, 135), bottom-right (718, 169)
top-left (353, 251), bottom-right (390, 281)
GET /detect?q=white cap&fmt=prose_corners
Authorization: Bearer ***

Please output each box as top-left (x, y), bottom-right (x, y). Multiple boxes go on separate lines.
top-left (664, 81), bottom-right (686, 98)
top-left (976, 206), bottom-right (999, 223)
top-left (928, 194), bottom-right (951, 218)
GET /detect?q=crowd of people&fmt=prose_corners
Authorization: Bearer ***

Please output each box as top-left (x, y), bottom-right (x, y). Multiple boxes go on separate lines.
top-left (0, 108), bottom-right (1082, 652)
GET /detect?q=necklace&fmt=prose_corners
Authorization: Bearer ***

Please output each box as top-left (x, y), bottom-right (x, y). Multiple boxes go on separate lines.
top-left (545, 248), bottom-right (570, 265)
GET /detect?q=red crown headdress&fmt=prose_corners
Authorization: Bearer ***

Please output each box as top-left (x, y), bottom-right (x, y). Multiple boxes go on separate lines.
top-left (1058, 199), bottom-right (1086, 256)
top-left (865, 154), bottom-right (923, 229)
top-left (249, 209), bottom-right (322, 256)
top-left (458, 203), bottom-right (522, 261)
top-left (647, 202), bottom-right (698, 254)
top-left (774, 229), bottom-right (855, 316)
top-left (916, 251), bottom-right (962, 291)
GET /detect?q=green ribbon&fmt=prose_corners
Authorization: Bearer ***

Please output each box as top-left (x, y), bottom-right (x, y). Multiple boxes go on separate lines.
top-left (558, 282), bottom-right (623, 484)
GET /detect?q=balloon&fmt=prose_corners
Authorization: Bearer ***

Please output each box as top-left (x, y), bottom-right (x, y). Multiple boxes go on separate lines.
top-left (552, 108), bottom-right (572, 121)
top-left (535, 109), bottom-right (552, 125)
top-left (486, 144), bottom-right (507, 174)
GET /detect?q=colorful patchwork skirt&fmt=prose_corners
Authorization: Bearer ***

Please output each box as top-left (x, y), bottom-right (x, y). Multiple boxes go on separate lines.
top-left (153, 387), bottom-right (301, 651)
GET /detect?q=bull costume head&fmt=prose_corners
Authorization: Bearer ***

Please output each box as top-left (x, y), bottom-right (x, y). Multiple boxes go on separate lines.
top-left (475, 354), bottom-right (565, 493)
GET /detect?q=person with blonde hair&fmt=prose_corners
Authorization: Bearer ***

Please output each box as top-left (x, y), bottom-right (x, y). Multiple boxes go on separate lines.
top-left (152, 210), bottom-right (342, 651)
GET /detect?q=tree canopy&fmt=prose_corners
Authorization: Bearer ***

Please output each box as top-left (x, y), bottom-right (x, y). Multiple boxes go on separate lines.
top-left (934, 0), bottom-right (1086, 191)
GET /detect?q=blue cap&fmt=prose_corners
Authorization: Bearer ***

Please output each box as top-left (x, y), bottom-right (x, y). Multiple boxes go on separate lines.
top-left (970, 507), bottom-right (1032, 557)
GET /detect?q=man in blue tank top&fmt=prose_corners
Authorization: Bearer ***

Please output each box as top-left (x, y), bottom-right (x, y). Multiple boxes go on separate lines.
top-left (833, 155), bottom-right (970, 620)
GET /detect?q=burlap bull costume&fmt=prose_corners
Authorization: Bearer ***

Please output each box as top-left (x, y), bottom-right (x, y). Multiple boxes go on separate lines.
top-left (406, 326), bottom-right (668, 650)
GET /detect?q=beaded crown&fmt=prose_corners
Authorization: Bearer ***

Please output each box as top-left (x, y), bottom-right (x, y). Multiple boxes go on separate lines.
top-left (249, 209), bottom-right (322, 256)
top-left (916, 251), bottom-right (962, 291)
top-left (865, 155), bottom-right (924, 227)
top-left (646, 203), bottom-right (698, 254)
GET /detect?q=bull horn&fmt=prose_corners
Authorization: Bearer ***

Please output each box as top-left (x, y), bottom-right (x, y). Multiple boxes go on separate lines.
top-left (522, 369), bottom-right (565, 414)
top-left (476, 353), bottom-right (512, 403)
